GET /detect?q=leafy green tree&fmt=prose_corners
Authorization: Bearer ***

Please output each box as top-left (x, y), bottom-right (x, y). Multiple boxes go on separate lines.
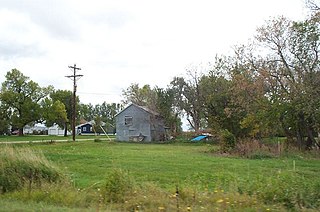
top-left (92, 115), bottom-right (104, 134)
top-left (170, 71), bottom-right (204, 133)
top-left (41, 98), bottom-right (68, 130)
top-left (255, 16), bottom-right (320, 149)
top-left (79, 103), bottom-right (95, 121)
top-left (93, 102), bottom-right (122, 133)
top-left (103, 103), bottom-right (123, 133)
top-left (199, 72), bottom-right (235, 134)
top-left (122, 83), bottom-right (157, 110)
top-left (50, 90), bottom-right (76, 137)
top-left (79, 102), bottom-right (122, 134)
top-left (0, 103), bottom-right (10, 135)
top-left (0, 69), bottom-right (52, 135)
top-left (122, 83), bottom-right (181, 134)
top-left (229, 64), bottom-right (275, 138)
top-left (154, 87), bottom-right (182, 134)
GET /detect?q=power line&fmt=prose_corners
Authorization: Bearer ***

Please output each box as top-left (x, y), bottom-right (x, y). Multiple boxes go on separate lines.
top-left (77, 92), bottom-right (117, 96)
top-left (65, 64), bottom-right (83, 142)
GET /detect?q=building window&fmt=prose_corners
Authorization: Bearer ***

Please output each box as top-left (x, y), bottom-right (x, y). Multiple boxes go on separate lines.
top-left (125, 116), bottom-right (133, 126)
top-left (83, 126), bottom-right (87, 132)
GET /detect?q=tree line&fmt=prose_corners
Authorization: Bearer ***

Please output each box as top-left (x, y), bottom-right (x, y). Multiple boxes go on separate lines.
top-left (0, 69), bottom-right (122, 136)
top-left (121, 3), bottom-right (320, 150)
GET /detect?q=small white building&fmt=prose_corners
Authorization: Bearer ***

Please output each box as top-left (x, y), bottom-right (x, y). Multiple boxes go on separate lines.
top-left (23, 124), bottom-right (47, 135)
top-left (48, 124), bottom-right (71, 136)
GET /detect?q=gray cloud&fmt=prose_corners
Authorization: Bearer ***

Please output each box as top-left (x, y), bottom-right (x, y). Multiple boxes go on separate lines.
top-left (0, 41), bottom-right (44, 59)
top-left (1, 0), bottom-right (80, 40)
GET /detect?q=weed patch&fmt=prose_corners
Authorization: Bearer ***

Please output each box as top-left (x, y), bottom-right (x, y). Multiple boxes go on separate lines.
top-left (93, 138), bottom-right (102, 142)
top-left (0, 146), bottom-right (64, 193)
top-left (219, 129), bottom-right (236, 152)
top-left (103, 168), bottom-right (135, 203)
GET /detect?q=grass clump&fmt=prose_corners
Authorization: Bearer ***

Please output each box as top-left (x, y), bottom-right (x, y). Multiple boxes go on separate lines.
top-left (247, 172), bottom-right (320, 209)
top-left (93, 138), bottom-right (102, 142)
top-left (4, 183), bottom-right (99, 210)
top-left (103, 168), bottom-right (135, 203)
top-left (219, 129), bottom-right (236, 152)
top-left (0, 146), bottom-right (63, 193)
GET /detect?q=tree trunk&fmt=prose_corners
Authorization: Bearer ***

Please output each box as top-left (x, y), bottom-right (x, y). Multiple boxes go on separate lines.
top-left (64, 122), bottom-right (68, 137)
top-left (296, 129), bottom-right (304, 151)
top-left (18, 128), bottom-right (24, 136)
top-left (296, 112), bottom-right (306, 150)
top-left (316, 133), bottom-right (320, 149)
top-left (306, 124), bottom-right (316, 150)
top-left (279, 114), bottom-right (294, 143)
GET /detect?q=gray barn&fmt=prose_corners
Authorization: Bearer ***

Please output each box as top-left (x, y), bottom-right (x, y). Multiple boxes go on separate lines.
top-left (115, 103), bottom-right (167, 142)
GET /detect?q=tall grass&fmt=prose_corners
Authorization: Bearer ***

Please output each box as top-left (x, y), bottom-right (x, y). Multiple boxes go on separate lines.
top-left (0, 146), bottom-right (63, 193)
top-left (1, 141), bottom-right (320, 211)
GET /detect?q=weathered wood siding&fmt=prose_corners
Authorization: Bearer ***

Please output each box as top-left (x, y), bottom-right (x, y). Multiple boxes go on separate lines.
top-left (116, 104), bottom-right (166, 142)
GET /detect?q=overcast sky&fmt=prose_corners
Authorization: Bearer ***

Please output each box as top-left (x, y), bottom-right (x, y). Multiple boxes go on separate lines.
top-left (0, 0), bottom-right (308, 105)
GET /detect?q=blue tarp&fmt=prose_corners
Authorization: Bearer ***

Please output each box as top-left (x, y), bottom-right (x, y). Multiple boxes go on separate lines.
top-left (191, 135), bottom-right (208, 141)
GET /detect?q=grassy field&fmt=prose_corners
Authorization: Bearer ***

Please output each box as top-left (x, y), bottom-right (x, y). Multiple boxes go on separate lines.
top-left (0, 135), bottom-right (115, 142)
top-left (1, 139), bottom-right (320, 211)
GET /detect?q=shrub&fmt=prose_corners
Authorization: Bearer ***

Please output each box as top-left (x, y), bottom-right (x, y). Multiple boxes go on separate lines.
top-left (103, 168), bottom-right (135, 203)
top-left (219, 129), bottom-right (236, 152)
top-left (234, 138), bottom-right (280, 158)
top-left (94, 138), bottom-right (102, 142)
top-left (0, 146), bottom-right (63, 193)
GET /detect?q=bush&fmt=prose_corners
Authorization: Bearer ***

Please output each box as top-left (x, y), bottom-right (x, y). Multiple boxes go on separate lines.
top-left (234, 138), bottom-right (280, 158)
top-left (103, 168), bottom-right (135, 203)
top-left (94, 138), bottom-right (102, 142)
top-left (219, 129), bottom-right (236, 152)
top-left (0, 146), bottom-right (63, 193)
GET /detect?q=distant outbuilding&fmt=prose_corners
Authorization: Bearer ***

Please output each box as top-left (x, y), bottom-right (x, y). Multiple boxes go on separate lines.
top-left (115, 103), bottom-right (168, 142)
top-left (48, 124), bottom-right (71, 136)
top-left (76, 122), bottom-right (93, 134)
top-left (76, 120), bottom-right (106, 135)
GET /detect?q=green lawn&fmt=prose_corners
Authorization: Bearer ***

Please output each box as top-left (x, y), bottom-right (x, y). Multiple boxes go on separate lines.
top-left (0, 135), bottom-right (115, 142)
top-left (31, 141), bottom-right (320, 193)
top-left (1, 140), bottom-right (320, 211)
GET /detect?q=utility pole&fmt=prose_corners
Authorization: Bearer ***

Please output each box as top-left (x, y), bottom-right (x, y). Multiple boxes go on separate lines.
top-left (66, 64), bottom-right (83, 142)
